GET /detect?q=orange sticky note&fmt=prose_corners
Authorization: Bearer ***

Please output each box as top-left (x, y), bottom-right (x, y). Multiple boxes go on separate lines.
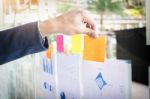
top-left (46, 44), bottom-right (53, 59)
top-left (83, 35), bottom-right (107, 62)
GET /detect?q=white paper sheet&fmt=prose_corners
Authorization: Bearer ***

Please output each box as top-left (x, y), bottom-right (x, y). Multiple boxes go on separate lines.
top-left (56, 53), bottom-right (81, 99)
top-left (41, 53), bottom-right (57, 99)
top-left (82, 59), bottom-right (131, 99)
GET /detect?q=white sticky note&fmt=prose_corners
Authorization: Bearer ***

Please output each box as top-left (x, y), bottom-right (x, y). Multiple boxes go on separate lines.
top-left (82, 59), bottom-right (131, 99)
top-left (56, 53), bottom-right (81, 99)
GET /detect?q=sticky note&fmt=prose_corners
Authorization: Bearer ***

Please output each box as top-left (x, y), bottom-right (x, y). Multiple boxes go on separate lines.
top-left (49, 35), bottom-right (56, 42)
top-left (64, 44), bottom-right (69, 54)
top-left (72, 34), bottom-right (82, 54)
top-left (64, 35), bottom-right (72, 54)
top-left (83, 35), bottom-right (107, 62)
top-left (46, 44), bottom-right (53, 59)
top-left (56, 35), bottom-right (64, 52)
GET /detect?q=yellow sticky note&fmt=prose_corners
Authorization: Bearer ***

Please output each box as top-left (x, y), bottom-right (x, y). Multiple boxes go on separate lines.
top-left (83, 35), bottom-right (107, 62)
top-left (72, 34), bottom-right (82, 54)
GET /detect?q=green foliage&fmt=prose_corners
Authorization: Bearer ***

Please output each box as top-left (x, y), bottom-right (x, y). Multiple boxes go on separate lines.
top-left (88, 0), bottom-right (124, 15)
top-left (88, 0), bottom-right (125, 31)
top-left (133, 6), bottom-right (145, 16)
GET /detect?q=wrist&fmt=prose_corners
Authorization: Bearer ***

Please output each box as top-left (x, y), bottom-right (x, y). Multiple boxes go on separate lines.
top-left (38, 18), bottom-right (60, 37)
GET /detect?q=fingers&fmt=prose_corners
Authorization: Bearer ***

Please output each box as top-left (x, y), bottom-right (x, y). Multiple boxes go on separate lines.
top-left (76, 10), bottom-right (97, 38)
top-left (81, 11), bottom-right (96, 31)
top-left (57, 9), bottom-right (97, 38)
top-left (79, 27), bottom-right (97, 38)
top-left (73, 9), bottom-right (96, 31)
top-left (84, 28), bottom-right (97, 38)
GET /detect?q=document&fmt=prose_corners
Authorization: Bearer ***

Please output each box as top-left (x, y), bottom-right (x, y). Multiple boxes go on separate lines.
top-left (41, 53), bottom-right (57, 99)
top-left (56, 53), bottom-right (81, 99)
top-left (82, 59), bottom-right (131, 99)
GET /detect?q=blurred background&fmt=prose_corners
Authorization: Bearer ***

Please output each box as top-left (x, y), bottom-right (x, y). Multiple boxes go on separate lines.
top-left (0, 0), bottom-right (146, 30)
top-left (0, 0), bottom-right (149, 99)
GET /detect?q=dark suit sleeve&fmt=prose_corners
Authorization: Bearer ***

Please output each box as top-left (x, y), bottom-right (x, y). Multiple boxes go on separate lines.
top-left (0, 22), bottom-right (48, 65)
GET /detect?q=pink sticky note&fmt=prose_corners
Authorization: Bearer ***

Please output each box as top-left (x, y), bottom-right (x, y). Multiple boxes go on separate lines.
top-left (56, 35), bottom-right (64, 52)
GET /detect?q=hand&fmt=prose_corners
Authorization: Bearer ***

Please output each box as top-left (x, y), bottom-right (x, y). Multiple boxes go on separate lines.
top-left (39, 9), bottom-right (97, 38)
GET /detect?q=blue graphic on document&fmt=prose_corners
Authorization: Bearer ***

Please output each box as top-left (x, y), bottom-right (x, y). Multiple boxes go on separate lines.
top-left (96, 72), bottom-right (107, 90)
top-left (44, 82), bottom-right (52, 91)
top-left (60, 91), bottom-right (66, 99)
top-left (42, 56), bottom-right (53, 74)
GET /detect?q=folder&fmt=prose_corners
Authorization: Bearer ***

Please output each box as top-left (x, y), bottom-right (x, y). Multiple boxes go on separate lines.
top-left (83, 35), bottom-right (107, 62)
